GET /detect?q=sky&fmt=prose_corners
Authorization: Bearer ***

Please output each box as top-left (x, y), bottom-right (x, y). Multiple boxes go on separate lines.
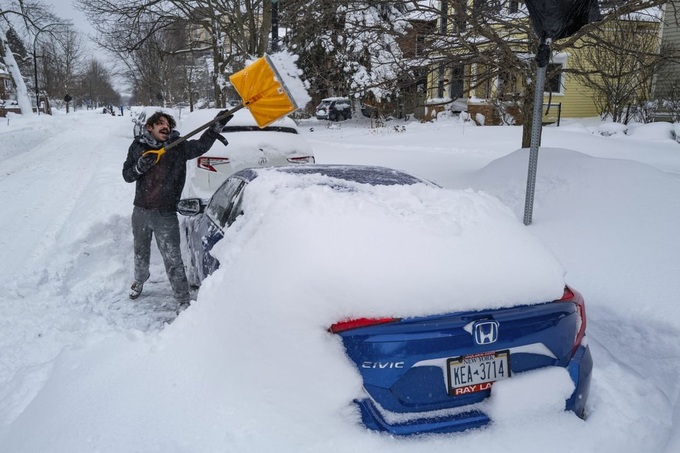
top-left (0, 108), bottom-right (679, 452)
top-left (50, 0), bottom-right (95, 43)
top-left (49, 0), bottom-right (128, 93)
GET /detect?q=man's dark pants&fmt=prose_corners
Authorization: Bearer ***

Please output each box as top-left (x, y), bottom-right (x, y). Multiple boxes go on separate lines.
top-left (131, 206), bottom-right (190, 304)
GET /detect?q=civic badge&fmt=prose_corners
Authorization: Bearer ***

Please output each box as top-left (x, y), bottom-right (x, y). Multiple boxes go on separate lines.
top-left (473, 320), bottom-right (499, 345)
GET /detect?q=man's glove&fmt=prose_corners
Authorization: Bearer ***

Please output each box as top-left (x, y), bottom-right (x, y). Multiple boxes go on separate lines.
top-left (167, 130), bottom-right (180, 142)
top-left (210, 109), bottom-right (234, 133)
top-left (135, 153), bottom-right (156, 174)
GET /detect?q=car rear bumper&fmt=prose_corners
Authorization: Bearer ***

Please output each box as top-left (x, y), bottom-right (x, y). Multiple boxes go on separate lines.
top-left (565, 341), bottom-right (593, 417)
top-left (356, 342), bottom-right (593, 436)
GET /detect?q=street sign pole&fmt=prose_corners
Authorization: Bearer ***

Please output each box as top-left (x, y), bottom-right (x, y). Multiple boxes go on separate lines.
top-left (523, 38), bottom-right (552, 226)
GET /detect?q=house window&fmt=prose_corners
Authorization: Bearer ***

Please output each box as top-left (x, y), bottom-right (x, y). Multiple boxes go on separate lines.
top-left (498, 72), bottom-right (519, 100)
top-left (475, 0), bottom-right (502, 12)
top-left (415, 34), bottom-right (426, 57)
top-left (450, 65), bottom-right (465, 99)
top-left (439, 0), bottom-right (448, 33)
top-left (508, 0), bottom-right (519, 13)
top-left (546, 63), bottom-right (564, 94)
top-left (453, 0), bottom-right (467, 31)
top-left (437, 63), bottom-right (446, 98)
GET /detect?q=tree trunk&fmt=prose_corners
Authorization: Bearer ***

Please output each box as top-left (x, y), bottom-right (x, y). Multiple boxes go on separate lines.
top-left (212, 38), bottom-right (225, 108)
top-left (521, 74), bottom-right (543, 149)
top-left (0, 26), bottom-right (34, 115)
top-left (521, 83), bottom-right (534, 148)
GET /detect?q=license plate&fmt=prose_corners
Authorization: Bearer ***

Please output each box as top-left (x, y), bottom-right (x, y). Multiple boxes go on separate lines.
top-left (447, 350), bottom-right (510, 396)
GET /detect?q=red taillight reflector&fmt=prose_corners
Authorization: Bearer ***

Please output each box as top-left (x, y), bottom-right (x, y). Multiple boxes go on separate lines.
top-left (198, 156), bottom-right (230, 172)
top-left (287, 156), bottom-right (315, 164)
top-left (329, 317), bottom-right (399, 334)
top-left (558, 286), bottom-right (586, 355)
top-left (559, 287), bottom-right (575, 301)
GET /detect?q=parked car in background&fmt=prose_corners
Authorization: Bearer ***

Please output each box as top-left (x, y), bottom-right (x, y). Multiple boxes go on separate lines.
top-left (130, 106), bottom-right (177, 137)
top-left (177, 164), bottom-right (593, 436)
top-left (316, 97), bottom-right (352, 121)
top-left (178, 108), bottom-right (315, 198)
top-left (360, 103), bottom-right (378, 118)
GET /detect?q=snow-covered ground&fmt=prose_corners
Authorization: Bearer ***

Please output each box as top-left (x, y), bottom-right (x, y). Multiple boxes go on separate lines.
top-left (0, 109), bottom-right (679, 452)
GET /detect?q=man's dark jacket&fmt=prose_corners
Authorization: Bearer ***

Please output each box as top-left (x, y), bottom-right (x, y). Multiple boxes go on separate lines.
top-left (122, 130), bottom-right (219, 211)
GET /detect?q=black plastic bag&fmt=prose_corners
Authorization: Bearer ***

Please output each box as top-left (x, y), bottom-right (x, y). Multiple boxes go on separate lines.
top-left (524, 0), bottom-right (601, 40)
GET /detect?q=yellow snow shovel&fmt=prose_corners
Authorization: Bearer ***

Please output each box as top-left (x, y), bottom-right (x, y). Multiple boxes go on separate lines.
top-left (143, 54), bottom-right (298, 163)
top-left (228, 54), bottom-right (299, 127)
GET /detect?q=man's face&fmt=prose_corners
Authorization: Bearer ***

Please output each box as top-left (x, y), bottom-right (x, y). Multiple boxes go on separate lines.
top-left (146, 116), bottom-right (171, 142)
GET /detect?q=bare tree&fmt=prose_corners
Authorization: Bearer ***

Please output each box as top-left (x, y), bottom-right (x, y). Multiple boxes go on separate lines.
top-left (1, 0), bottom-right (75, 114)
top-left (401, 0), bottom-right (675, 146)
top-left (77, 0), bottom-right (276, 107)
top-left (78, 57), bottom-right (120, 107)
top-left (121, 23), bottom-right (187, 106)
top-left (38, 28), bottom-right (83, 106)
top-left (570, 14), bottom-right (670, 123)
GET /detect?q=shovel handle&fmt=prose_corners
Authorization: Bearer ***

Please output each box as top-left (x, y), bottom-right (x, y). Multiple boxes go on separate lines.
top-left (142, 147), bottom-right (166, 164)
top-left (164, 104), bottom-right (245, 152)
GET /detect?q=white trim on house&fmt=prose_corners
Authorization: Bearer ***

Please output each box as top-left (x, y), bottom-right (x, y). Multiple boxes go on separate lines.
top-left (545, 52), bottom-right (568, 96)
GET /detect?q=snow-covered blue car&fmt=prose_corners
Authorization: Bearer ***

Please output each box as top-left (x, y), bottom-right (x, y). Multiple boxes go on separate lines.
top-left (177, 164), bottom-right (592, 436)
top-left (331, 285), bottom-right (592, 435)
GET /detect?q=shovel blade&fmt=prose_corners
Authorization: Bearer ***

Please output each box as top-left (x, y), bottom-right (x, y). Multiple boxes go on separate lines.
top-left (229, 55), bottom-right (298, 128)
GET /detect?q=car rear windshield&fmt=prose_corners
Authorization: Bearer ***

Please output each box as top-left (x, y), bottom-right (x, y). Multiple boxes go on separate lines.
top-left (280, 166), bottom-right (431, 186)
top-left (220, 125), bottom-right (298, 134)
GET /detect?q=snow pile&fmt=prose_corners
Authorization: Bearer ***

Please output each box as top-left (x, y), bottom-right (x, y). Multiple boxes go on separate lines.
top-left (1, 110), bottom-right (680, 452)
top-left (210, 169), bottom-right (566, 317)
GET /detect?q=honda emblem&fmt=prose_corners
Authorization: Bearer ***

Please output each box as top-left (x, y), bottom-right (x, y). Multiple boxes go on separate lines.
top-left (473, 320), bottom-right (499, 345)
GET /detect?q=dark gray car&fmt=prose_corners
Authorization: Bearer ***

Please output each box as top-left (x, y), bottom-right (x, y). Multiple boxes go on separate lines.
top-left (315, 97), bottom-right (352, 121)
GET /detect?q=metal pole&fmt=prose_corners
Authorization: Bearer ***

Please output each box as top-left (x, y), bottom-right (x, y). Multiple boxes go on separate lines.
top-left (33, 41), bottom-right (39, 115)
top-left (523, 38), bottom-right (552, 226)
top-left (271, 0), bottom-right (279, 52)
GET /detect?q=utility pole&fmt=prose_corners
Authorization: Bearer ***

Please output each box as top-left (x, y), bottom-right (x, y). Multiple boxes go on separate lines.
top-left (271, 0), bottom-right (279, 52)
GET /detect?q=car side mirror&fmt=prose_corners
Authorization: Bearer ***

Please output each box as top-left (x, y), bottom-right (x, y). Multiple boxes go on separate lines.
top-left (177, 198), bottom-right (205, 216)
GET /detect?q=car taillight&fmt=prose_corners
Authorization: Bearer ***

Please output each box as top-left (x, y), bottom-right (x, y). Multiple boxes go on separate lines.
top-left (198, 157), bottom-right (230, 172)
top-left (559, 286), bottom-right (587, 355)
top-left (329, 317), bottom-right (399, 334)
top-left (287, 156), bottom-right (315, 164)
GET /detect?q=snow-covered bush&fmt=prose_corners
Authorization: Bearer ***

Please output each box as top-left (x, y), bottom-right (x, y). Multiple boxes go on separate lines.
top-left (591, 122), bottom-right (628, 136)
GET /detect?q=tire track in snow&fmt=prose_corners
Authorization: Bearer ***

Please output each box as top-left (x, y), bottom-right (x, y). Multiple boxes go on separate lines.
top-left (0, 113), bottom-right (176, 387)
top-left (0, 115), bottom-right (130, 281)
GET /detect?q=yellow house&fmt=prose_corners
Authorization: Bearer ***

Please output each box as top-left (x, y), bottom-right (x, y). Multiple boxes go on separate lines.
top-left (424, 1), bottom-right (660, 124)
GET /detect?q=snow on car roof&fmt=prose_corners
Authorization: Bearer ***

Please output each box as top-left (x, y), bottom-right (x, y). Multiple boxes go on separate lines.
top-left (130, 106), bottom-right (178, 116)
top-left (207, 166), bottom-right (566, 322)
top-left (319, 97), bottom-right (350, 102)
top-left (178, 108), bottom-right (296, 133)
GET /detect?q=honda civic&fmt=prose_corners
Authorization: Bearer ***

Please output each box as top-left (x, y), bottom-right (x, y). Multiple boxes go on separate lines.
top-left (177, 164), bottom-right (592, 436)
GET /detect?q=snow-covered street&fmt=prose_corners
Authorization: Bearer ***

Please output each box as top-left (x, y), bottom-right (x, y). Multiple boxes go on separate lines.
top-left (0, 112), bottom-right (179, 386)
top-left (1, 109), bottom-right (679, 452)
